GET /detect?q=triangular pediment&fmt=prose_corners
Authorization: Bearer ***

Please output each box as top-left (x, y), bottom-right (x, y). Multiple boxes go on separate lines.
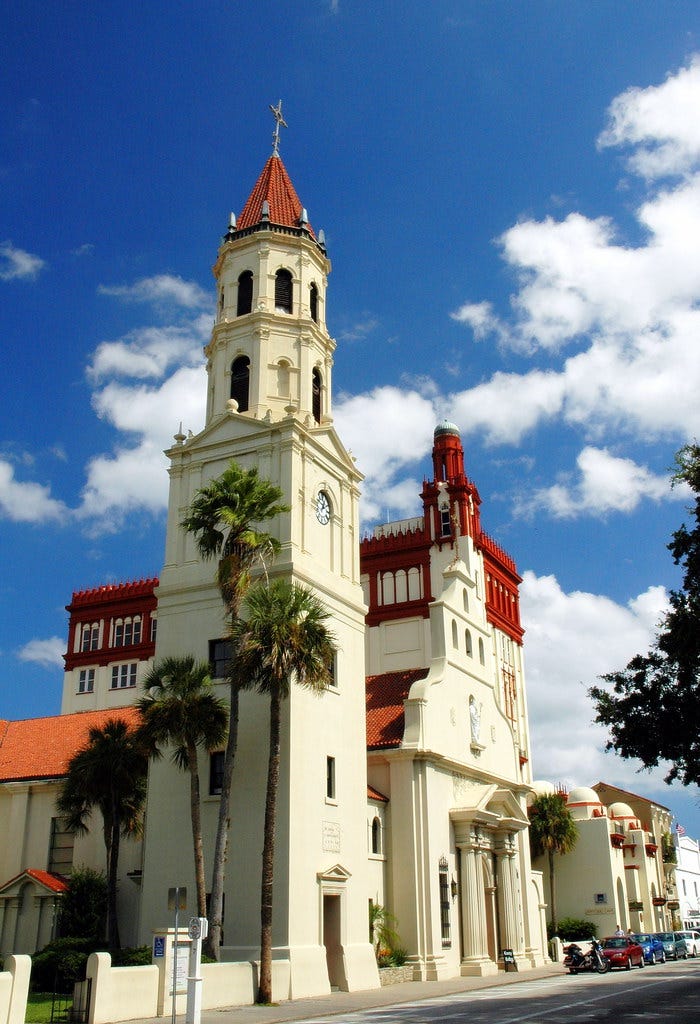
top-left (316, 863), bottom-right (352, 883)
top-left (450, 782), bottom-right (529, 831)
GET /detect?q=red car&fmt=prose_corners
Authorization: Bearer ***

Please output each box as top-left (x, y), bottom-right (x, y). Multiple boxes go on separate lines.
top-left (601, 936), bottom-right (645, 970)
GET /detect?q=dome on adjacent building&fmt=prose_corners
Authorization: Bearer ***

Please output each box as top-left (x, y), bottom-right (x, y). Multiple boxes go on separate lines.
top-left (566, 786), bottom-right (604, 820)
top-left (609, 802), bottom-right (640, 829)
top-left (529, 780), bottom-right (556, 801)
top-left (434, 420), bottom-right (460, 437)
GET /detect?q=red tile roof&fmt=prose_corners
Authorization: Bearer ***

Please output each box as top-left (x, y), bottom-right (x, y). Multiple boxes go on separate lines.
top-left (237, 155), bottom-right (315, 238)
top-left (0, 869), bottom-right (69, 894)
top-left (367, 784), bottom-right (389, 803)
top-left (366, 669), bottom-right (428, 750)
top-left (0, 707), bottom-right (142, 783)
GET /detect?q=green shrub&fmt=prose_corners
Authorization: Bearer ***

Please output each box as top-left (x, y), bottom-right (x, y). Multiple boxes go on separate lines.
top-left (111, 946), bottom-right (151, 967)
top-left (57, 868), bottom-right (107, 942)
top-left (31, 937), bottom-right (101, 993)
top-left (547, 917), bottom-right (597, 941)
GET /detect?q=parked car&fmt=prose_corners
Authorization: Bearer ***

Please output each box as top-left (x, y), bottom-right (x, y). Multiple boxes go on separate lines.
top-left (632, 933), bottom-right (666, 965)
top-left (675, 930), bottom-right (699, 956)
top-left (601, 936), bottom-right (645, 970)
top-left (654, 931), bottom-right (688, 960)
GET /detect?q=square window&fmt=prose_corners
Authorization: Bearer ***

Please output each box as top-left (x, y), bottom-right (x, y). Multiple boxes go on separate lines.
top-left (78, 668), bottom-right (95, 694)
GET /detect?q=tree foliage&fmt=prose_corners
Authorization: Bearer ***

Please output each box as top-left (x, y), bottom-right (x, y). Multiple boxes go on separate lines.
top-left (57, 867), bottom-right (107, 942)
top-left (181, 459), bottom-right (288, 959)
top-left (138, 655), bottom-right (229, 918)
top-left (57, 718), bottom-right (150, 949)
top-left (528, 792), bottom-right (578, 933)
top-left (230, 579), bottom-right (336, 1004)
top-left (590, 444), bottom-right (700, 786)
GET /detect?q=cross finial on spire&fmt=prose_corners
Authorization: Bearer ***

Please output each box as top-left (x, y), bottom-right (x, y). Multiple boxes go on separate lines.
top-left (269, 99), bottom-right (288, 156)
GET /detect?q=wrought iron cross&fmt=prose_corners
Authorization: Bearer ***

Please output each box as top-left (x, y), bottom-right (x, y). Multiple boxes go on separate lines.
top-left (270, 100), bottom-right (288, 156)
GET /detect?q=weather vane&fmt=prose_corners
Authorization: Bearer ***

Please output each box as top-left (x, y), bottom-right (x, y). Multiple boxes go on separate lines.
top-left (270, 100), bottom-right (288, 156)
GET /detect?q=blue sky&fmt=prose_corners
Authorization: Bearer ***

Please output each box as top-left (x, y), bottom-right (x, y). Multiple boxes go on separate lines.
top-left (2, 2), bottom-right (700, 833)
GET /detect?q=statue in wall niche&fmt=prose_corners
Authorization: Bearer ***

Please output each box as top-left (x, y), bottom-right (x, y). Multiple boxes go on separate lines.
top-left (469, 695), bottom-right (482, 744)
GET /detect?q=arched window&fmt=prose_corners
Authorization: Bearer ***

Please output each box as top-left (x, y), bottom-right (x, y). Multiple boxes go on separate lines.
top-left (275, 269), bottom-right (293, 313)
top-left (310, 282), bottom-right (319, 322)
top-left (237, 271), bottom-right (253, 316)
top-left (463, 588), bottom-right (469, 612)
top-left (465, 629), bottom-right (473, 657)
top-left (371, 817), bottom-right (382, 855)
top-left (478, 637), bottom-right (485, 665)
top-left (312, 367), bottom-right (322, 423)
top-left (230, 356), bottom-right (250, 412)
top-left (451, 620), bottom-right (458, 649)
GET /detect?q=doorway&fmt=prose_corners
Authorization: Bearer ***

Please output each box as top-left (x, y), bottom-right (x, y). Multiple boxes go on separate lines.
top-left (323, 894), bottom-right (347, 991)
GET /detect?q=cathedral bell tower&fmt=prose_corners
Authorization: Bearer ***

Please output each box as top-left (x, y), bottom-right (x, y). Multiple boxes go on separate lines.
top-left (206, 131), bottom-right (333, 428)
top-left (141, 107), bottom-right (377, 999)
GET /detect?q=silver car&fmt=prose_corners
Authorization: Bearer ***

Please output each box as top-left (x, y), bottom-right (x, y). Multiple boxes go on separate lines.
top-left (675, 930), bottom-right (699, 956)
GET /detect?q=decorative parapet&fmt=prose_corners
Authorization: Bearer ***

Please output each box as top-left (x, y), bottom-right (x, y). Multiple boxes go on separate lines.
top-left (610, 832), bottom-right (626, 849)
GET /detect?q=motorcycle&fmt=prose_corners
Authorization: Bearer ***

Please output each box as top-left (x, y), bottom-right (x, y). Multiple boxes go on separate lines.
top-left (564, 938), bottom-right (610, 974)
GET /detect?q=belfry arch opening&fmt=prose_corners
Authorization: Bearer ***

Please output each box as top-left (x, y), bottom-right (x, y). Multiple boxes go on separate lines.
top-left (230, 355), bottom-right (250, 412)
top-left (312, 367), bottom-right (322, 424)
top-left (237, 271), bottom-right (253, 316)
top-left (275, 269), bottom-right (293, 313)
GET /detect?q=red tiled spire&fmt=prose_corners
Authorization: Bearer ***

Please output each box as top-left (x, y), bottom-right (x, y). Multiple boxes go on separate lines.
top-left (237, 155), bottom-right (315, 238)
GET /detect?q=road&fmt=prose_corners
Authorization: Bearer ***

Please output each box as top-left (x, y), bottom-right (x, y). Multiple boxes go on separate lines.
top-left (301, 960), bottom-right (700, 1024)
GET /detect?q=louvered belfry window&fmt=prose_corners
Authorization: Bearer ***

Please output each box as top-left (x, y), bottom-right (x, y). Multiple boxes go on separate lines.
top-left (275, 269), bottom-right (293, 313)
top-left (312, 367), bottom-right (322, 424)
top-left (237, 271), bottom-right (253, 316)
top-left (230, 356), bottom-right (250, 412)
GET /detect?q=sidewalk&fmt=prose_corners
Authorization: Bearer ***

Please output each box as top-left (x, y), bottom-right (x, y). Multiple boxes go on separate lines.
top-left (129, 962), bottom-right (564, 1024)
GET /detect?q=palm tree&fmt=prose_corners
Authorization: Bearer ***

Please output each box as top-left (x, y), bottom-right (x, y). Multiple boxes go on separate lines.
top-left (181, 460), bottom-right (288, 958)
top-left (528, 792), bottom-right (578, 935)
top-left (230, 579), bottom-right (336, 1003)
top-left (57, 717), bottom-right (150, 949)
top-left (137, 656), bottom-right (229, 918)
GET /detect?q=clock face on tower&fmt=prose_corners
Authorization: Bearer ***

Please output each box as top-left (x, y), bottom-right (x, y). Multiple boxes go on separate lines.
top-left (315, 490), bottom-right (331, 525)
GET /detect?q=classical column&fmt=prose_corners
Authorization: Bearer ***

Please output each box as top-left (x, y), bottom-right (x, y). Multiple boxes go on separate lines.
top-left (496, 849), bottom-right (518, 952)
top-left (457, 838), bottom-right (497, 977)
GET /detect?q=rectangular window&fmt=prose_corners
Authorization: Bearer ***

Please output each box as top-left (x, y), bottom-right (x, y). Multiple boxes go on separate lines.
top-left (326, 652), bottom-right (338, 689)
top-left (114, 622), bottom-right (124, 647)
top-left (150, 617), bottom-right (157, 643)
top-left (209, 639), bottom-right (232, 679)
top-left (78, 668), bottom-right (95, 694)
top-left (209, 751), bottom-right (225, 796)
top-left (124, 620), bottom-right (133, 646)
top-left (440, 507), bottom-right (451, 536)
top-left (439, 861), bottom-right (451, 947)
top-left (132, 617), bottom-right (141, 644)
top-left (48, 817), bottom-right (75, 875)
top-left (111, 663), bottom-right (137, 689)
top-left (326, 756), bottom-right (336, 800)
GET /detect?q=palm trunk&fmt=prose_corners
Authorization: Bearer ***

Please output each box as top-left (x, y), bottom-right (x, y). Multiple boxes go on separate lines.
top-left (188, 743), bottom-right (207, 919)
top-left (203, 682), bottom-right (240, 959)
top-left (258, 688), bottom-right (282, 1004)
top-left (107, 817), bottom-right (121, 949)
top-left (548, 849), bottom-right (557, 935)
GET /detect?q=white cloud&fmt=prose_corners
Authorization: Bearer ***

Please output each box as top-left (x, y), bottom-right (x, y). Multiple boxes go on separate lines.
top-left (0, 460), bottom-right (67, 523)
top-left (521, 571), bottom-right (671, 789)
top-left (78, 365), bottom-right (207, 526)
top-left (17, 636), bottom-right (65, 669)
top-left (450, 301), bottom-right (501, 341)
top-left (598, 54), bottom-right (700, 179)
top-left (98, 274), bottom-right (211, 310)
top-left (518, 446), bottom-right (673, 519)
top-left (0, 241), bottom-right (45, 281)
top-left (88, 315), bottom-right (211, 382)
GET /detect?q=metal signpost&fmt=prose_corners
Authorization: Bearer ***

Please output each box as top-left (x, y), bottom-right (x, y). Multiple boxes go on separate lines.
top-left (168, 887), bottom-right (187, 1024)
top-left (186, 917), bottom-right (209, 1024)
